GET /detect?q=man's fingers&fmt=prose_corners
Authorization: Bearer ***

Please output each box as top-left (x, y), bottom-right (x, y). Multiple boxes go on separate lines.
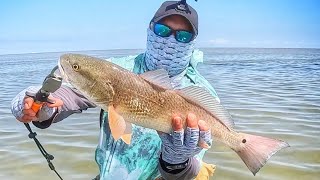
top-left (22, 109), bottom-right (36, 117)
top-left (46, 95), bottom-right (63, 108)
top-left (198, 120), bottom-right (209, 131)
top-left (166, 113), bottom-right (212, 149)
top-left (186, 113), bottom-right (198, 128)
top-left (184, 127), bottom-right (200, 149)
top-left (24, 95), bottom-right (63, 109)
top-left (21, 115), bottom-right (37, 123)
top-left (198, 120), bottom-right (212, 149)
top-left (23, 97), bottom-right (34, 110)
top-left (172, 116), bottom-right (183, 131)
top-left (184, 113), bottom-right (199, 148)
top-left (170, 116), bottom-right (184, 147)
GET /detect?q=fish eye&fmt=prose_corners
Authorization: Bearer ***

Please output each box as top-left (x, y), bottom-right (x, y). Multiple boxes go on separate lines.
top-left (72, 64), bottom-right (80, 71)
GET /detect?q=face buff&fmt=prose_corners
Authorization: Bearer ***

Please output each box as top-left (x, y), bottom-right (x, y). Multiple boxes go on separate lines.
top-left (145, 28), bottom-right (195, 77)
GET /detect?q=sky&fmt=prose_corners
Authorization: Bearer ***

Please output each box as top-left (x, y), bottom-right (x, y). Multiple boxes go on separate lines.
top-left (0, 0), bottom-right (319, 54)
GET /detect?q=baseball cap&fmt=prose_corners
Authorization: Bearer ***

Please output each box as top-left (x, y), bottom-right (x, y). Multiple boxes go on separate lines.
top-left (151, 1), bottom-right (198, 37)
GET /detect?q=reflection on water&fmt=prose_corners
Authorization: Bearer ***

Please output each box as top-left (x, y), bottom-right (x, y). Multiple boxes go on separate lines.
top-left (0, 48), bottom-right (319, 180)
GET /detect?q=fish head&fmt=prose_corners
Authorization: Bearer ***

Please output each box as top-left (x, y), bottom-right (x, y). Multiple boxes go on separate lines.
top-left (58, 53), bottom-right (115, 105)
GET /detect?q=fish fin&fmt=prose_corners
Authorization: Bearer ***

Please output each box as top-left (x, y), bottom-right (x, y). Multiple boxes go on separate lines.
top-left (108, 105), bottom-right (126, 141)
top-left (235, 133), bottom-right (290, 175)
top-left (121, 122), bottom-right (132, 145)
top-left (121, 133), bottom-right (132, 145)
top-left (140, 69), bottom-right (174, 89)
top-left (177, 86), bottom-right (235, 129)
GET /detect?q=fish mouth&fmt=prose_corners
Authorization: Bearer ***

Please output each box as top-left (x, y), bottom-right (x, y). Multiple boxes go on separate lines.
top-left (58, 56), bottom-right (69, 83)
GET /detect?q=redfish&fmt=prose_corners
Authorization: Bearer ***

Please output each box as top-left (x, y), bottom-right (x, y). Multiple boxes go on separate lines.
top-left (58, 53), bottom-right (289, 175)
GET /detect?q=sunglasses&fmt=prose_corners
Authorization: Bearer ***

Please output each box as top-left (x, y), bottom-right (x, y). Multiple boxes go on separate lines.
top-left (151, 23), bottom-right (194, 43)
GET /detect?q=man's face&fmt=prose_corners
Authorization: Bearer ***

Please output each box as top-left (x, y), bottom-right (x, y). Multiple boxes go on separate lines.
top-left (159, 15), bottom-right (193, 34)
top-left (145, 14), bottom-right (195, 76)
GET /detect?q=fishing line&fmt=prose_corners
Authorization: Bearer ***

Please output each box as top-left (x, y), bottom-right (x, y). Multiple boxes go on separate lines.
top-left (24, 123), bottom-right (63, 180)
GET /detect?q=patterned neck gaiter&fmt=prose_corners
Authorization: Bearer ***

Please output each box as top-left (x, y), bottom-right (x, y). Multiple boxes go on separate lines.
top-left (145, 28), bottom-right (195, 77)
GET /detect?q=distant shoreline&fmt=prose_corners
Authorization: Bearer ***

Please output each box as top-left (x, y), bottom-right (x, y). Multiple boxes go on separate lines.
top-left (1, 47), bottom-right (319, 56)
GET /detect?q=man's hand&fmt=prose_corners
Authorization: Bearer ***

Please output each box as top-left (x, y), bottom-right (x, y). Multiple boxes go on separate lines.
top-left (159, 113), bottom-right (212, 165)
top-left (19, 95), bottom-right (63, 123)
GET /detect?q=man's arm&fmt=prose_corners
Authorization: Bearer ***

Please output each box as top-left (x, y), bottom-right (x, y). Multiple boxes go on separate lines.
top-left (11, 85), bottom-right (96, 129)
top-left (34, 85), bottom-right (97, 128)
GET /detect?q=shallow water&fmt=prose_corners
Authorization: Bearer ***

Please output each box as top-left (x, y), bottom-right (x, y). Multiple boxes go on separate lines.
top-left (0, 48), bottom-right (319, 180)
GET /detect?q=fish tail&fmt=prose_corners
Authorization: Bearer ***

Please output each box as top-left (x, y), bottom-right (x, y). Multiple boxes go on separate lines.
top-left (235, 132), bottom-right (289, 175)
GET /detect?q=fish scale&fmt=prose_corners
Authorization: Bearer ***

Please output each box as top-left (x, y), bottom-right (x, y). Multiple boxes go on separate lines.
top-left (111, 70), bottom-right (240, 144)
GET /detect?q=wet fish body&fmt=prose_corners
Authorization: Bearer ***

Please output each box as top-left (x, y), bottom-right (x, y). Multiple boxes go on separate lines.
top-left (58, 53), bottom-right (289, 175)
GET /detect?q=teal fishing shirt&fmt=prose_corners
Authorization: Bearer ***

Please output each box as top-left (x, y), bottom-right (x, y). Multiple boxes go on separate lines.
top-left (95, 49), bottom-right (220, 180)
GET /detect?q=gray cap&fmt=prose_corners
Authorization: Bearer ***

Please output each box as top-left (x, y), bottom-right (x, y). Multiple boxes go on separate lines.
top-left (151, 1), bottom-right (198, 37)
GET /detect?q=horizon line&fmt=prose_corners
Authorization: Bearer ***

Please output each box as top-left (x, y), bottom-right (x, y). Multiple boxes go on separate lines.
top-left (1, 46), bottom-right (320, 56)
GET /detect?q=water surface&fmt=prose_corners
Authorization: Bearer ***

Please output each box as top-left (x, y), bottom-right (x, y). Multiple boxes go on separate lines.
top-left (0, 48), bottom-right (319, 179)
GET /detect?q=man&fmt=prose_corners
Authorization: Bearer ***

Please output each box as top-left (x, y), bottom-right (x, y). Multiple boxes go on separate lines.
top-left (11, 1), bottom-right (218, 179)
